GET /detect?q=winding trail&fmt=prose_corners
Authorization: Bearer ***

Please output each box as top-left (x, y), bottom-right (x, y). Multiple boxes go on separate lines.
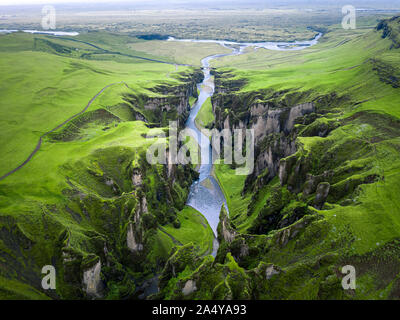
top-left (0, 82), bottom-right (127, 182)
top-left (0, 36), bottom-right (193, 182)
top-left (0, 33), bottom-right (193, 182)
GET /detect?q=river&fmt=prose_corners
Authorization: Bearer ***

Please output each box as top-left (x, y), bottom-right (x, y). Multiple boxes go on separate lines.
top-left (0, 30), bottom-right (79, 36)
top-left (177, 33), bottom-right (323, 257)
top-left (0, 30), bottom-right (318, 251)
top-left (138, 34), bottom-right (322, 298)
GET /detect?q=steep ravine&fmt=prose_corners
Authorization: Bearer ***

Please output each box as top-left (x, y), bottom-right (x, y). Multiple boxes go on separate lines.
top-left (154, 17), bottom-right (400, 297)
top-left (154, 75), bottom-right (355, 299)
top-left (181, 34), bottom-right (325, 258)
top-left (153, 37), bottom-right (349, 300)
top-left (156, 74), bottom-right (400, 299)
top-left (72, 73), bottom-right (205, 299)
top-left (0, 71), bottom-right (203, 300)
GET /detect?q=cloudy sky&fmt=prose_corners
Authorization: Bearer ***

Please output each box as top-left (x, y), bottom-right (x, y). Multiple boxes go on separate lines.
top-left (0, 0), bottom-right (398, 8)
top-left (0, 0), bottom-right (151, 5)
top-left (3, 0), bottom-right (119, 4)
top-left (1, 0), bottom-right (200, 5)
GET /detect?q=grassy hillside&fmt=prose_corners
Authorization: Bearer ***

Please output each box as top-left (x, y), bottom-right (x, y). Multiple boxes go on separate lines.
top-left (0, 32), bottom-right (192, 178)
top-left (0, 32), bottom-right (214, 299)
top-left (213, 20), bottom-right (400, 242)
top-left (158, 17), bottom-right (400, 300)
top-left (128, 41), bottom-right (231, 67)
top-left (2, 13), bottom-right (400, 300)
top-left (195, 97), bottom-right (214, 129)
top-left (163, 206), bottom-right (214, 256)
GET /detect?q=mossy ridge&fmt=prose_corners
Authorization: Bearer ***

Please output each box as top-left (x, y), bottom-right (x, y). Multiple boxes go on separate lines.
top-left (0, 137), bottom-right (198, 299)
top-left (163, 206), bottom-right (214, 257)
top-left (0, 32), bottom-right (206, 299)
top-left (195, 97), bottom-right (214, 130)
top-left (0, 32), bottom-right (203, 178)
top-left (155, 243), bottom-right (251, 300)
top-left (157, 17), bottom-right (400, 300)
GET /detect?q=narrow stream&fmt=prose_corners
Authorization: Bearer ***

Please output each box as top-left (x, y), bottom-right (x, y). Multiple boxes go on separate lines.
top-left (185, 53), bottom-right (234, 257)
top-left (139, 33), bottom-right (322, 298)
top-left (179, 33), bottom-right (323, 257)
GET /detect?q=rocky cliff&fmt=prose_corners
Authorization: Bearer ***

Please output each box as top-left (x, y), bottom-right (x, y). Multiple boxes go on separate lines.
top-left (125, 70), bottom-right (203, 128)
top-left (0, 70), bottom-right (201, 300)
top-left (155, 45), bottom-right (400, 299)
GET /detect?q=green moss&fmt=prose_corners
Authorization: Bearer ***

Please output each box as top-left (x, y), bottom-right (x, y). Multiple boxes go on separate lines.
top-left (195, 97), bottom-right (214, 129)
top-left (213, 163), bottom-right (251, 227)
top-left (163, 206), bottom-right (214, 256)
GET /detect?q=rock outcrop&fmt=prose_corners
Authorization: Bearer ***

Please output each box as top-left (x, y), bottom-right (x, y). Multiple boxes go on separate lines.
top-left (182, 280), bottom-right (197, 296)
top-left (265, 264), bottom-right (283, 280)
top-left (125, 70), bottom-right (203, 128)
top-left (127, 223), bottom-right (144, 252)
top-left (212, 78), bottom-right (316, 193)
top-left (314, 182), bottom-right (331, 210)
top-left (83, 260), bottom-right (104, 299)
top-left (217, 206), bottom-right (236, 244)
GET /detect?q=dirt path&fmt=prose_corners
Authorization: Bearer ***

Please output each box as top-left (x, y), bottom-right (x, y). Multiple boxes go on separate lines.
top-left (0, 82), bottom-right (124, 182)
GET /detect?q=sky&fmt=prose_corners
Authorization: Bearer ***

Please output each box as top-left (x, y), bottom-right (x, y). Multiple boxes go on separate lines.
top-left (1, 0), bottom-right (122, 4)
top-left (0, 0), bottom-right (269, 8)
top-left (0, 0), bottom-right (148, 5)
top-left (0, 0), bottom-right (398, 7)
top-left (0, 0), bottom-right (199, 5)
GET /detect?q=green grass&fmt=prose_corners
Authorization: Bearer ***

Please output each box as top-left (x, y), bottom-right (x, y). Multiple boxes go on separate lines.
top-left (146, 230), bottom-right (175, 266)
top-left (0, 121), bottom-right (162, 202)
top-left (163, 206), bottom-right (214, 256)
top-left (211, 25), bottom-right (400, 120)
top-left (128, 41), bottom-right (231, 67)
top-left (0, 32), bottom-right (191, 177)
top-left (205, 18), bottom-right (400, 299)
top-left (189, 96), bottom-right (197, 108)
top-left (0, 31), bottom-right (202, 299)
top-left (195, 97), bottom-right (214, 129)
top-left (212, 27), bottom-right (400, 119)
top-left (0, 276), bottom-right (50, 300)
top-left (56, 31), bottom-right (176, 63)
top-left (213, 163), bottom-right (251, 229)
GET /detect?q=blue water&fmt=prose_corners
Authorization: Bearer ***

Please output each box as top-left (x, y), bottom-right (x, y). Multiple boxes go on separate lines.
top-left (185, 50), bottom-right (245, 256)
